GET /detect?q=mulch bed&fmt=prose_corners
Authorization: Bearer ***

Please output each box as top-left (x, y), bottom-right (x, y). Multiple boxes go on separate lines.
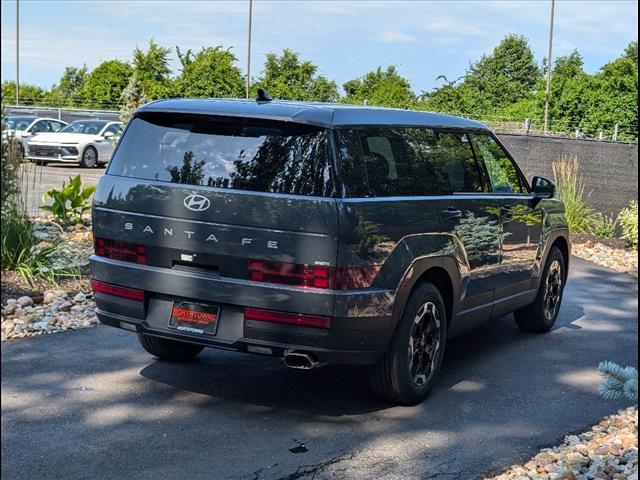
top-left (571, 233), bottom-right (632, 251)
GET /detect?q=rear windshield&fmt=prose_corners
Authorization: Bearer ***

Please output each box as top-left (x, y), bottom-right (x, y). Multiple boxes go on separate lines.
top-left (108, 112), bottom-right (334, 197)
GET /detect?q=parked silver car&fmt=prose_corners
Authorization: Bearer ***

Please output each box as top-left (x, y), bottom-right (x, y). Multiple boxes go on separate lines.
top-left (3, 116), bottom-right (68, 156)
top-left (26, 119), bottom-right (122, 167)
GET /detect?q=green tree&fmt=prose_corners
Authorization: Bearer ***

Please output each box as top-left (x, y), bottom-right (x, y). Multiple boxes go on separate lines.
top-left (419, 77), bottom-right (482, 115)
top-left (503, 51), bottom-right (590, 132)
top-left (252, 49), bottom-right (339, 102)
top-left (48, 66), bottom-right (89, 107)
top-left (423, 34), bottom-right (541, 115)
top-left (133, 39), bottom-right (172, 99)
top-left (466, 34), bottom-right (541, 109)
top-left (119, 73), bottom-right (148, 125)
top-left (1, 81), bottom-right (45, 105)
top-left (84, 60), bottom-right (132, 109)
top-left (173, 46), bottom-right (244, 98)
top-left (581, 45), bottom-right (638, 139)
top-left (623, 40), bottom-right (638, 63)
top-left (342, 65), bottom-right (415, 108)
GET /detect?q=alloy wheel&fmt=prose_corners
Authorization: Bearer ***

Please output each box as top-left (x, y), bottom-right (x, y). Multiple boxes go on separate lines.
top-left (83, 148), bottom-right (97, 167)
top-left (543, 260), bottom-right (563, 320)
top-left (407, 301), bottom-right (442, 386)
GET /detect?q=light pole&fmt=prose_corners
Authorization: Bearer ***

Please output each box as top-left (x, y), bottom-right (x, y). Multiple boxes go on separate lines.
top-left (16, 0), bottom-right (19, 106)
top-left (543, 0), bottom-right (555, 135)
top-left (246, 0), bottom-right (253, 99)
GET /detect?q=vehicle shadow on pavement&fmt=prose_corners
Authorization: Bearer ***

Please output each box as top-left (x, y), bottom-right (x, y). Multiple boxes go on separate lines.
top-left (137, 263), bottom-right (593, 418)
top-left (1, 257), bottom-right (637, 480)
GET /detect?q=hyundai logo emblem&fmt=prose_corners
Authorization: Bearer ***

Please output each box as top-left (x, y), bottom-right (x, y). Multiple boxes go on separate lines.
top-left (183, 194), bottom-right (211, 212)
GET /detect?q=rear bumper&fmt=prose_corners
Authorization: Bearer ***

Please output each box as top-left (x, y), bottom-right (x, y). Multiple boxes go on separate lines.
top-left (91, 256), bottom-right (396, 365)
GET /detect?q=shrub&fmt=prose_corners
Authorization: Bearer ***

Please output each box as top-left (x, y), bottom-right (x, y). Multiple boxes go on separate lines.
top-left (598, 361), bottom-right (638, 401)
top-left (1, 107), bottom-right (25, 212)
top-left (593, 214), bottom-right (617, 239)
top-left (0, 208), bottom-right (62, 285)
top-left (1, 104), bottom-right (70, 286)
top-left (552, 155), bottom-right (598, 234)
top-left (617, 200), bottom-right (638, 247)
top-left (40, 175), bottom-right (96, 224)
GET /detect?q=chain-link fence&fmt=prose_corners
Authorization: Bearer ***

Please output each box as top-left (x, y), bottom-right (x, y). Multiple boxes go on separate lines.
top-left (6, 105), bottom-right (119, 123)
top-left (5, 103), bottom-right (638, 142)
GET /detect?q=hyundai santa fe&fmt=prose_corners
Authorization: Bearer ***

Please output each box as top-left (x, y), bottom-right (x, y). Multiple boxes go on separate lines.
top-left (90, 95), bottom-right (570, 404)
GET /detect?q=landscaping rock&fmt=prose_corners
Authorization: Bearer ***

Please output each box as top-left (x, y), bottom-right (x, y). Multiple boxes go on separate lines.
top-left (483, 407), bottom-right (638, 480)
top-left (73, 292), bottom-right (86, 303)
top-left (43, 289), bottom-right (67, 304)
top-left (58, 301), bottom-right (73, 312)
top-left (1, 295), bottom-right (99, 341)
top-left (572, 240), bottom-right (638, 276)
top-left (17, 296), bottom-right (33, 307)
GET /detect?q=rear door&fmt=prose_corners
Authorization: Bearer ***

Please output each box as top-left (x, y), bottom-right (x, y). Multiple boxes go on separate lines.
top-left (333, 127), bottom-right (503, 332)
top-left (94, 112), bottom-right (339, 310)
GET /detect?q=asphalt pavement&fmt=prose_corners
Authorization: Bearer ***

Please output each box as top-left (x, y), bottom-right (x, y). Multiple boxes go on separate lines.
top-left (1, 257), bottom-right (637, 480)
top-left (20, 163), bottom-right (104, 214)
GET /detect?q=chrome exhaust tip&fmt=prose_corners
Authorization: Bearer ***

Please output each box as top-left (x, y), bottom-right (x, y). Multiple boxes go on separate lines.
top-left (283, 351), bottom-right (320, 370)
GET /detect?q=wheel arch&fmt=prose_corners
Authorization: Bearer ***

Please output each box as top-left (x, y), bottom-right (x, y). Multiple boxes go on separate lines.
top-left (83, 144), bottom-right (98, 155)
top-left (392, 256), bottom-right (462, 335)
top-left (550, 235), bottom-right (570, 280)
top-left (538, 229), bottom-right (570, 284)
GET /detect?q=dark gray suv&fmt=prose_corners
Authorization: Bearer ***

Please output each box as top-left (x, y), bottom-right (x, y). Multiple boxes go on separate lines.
top-left (90, 97), bottom-right (570, 404)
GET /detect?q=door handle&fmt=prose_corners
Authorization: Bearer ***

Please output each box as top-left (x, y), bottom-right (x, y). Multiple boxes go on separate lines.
top-left (441, 208), bottom-right (462, 221)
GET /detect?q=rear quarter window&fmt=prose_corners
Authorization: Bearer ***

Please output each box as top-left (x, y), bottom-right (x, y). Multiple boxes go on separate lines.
top-left (108, 113), bottom-right (335, 197)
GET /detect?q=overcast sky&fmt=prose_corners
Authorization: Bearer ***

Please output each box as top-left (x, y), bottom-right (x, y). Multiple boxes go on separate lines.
top-left (1, 0), bottom-right (637, 95)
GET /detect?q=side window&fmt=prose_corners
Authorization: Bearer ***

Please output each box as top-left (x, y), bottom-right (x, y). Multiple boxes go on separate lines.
top-left (471, 134), bottom-right (525, 193)
top-left (30, 121), bottom-right (47, 133)
top-left (49, 121), bottom-right (65, 132)
top-left (334, 127), bottom-right (483, 197)
top-left (334, 129), bottom-right (369, 197)
top-left (104, 123), bottom-right (121, 135)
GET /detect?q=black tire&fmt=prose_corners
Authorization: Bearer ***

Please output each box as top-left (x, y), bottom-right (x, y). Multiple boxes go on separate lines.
top-left (137, 333), bottom-right (204, 362)
top-left (368, 282), bottom-right (447, 405)
top-left (514, 246), bottom-right (566, 333)
top-left (80, 146), bottom-right (98, 168)
top-left (34, 159), bottom-right (48, 166)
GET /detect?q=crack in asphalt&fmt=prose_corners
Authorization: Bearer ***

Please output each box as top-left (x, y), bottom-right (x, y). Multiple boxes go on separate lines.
top-left (273, 451), bottom-right (356, 480)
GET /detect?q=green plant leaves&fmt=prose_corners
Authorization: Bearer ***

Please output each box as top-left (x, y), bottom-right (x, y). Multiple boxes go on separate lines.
top-left (40, 175), bottom-right (95, 224)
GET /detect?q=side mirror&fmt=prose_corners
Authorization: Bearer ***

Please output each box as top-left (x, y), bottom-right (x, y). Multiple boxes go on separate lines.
top-left (103, 131), bottom-right (114, 139)
top-left (531, 176), bottom-right (555, 203)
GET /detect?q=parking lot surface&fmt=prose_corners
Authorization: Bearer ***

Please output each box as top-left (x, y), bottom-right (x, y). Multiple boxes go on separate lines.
top-left (1, 252), bottom-right (637, 479)
top-left (21, 163), bottom-right (104, 214)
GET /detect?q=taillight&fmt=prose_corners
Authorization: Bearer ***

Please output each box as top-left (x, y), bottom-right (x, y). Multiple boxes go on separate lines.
top-left (95, 237), bottom-right (146, 264)
top-left (247, 260), bottom-right (380, 290)
top-left (248, 260), bottom-right (334, 289)
top-left (91, 280), bottom-right (145, 301)
top-left (244, 307), bottom-right (331, 329)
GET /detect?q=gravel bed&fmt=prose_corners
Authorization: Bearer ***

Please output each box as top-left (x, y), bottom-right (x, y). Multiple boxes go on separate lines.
top-left (484, 406), bottom-right (638, 480)
top-left (1, 216), bottom-right (97, 341)
top-left (572, 240), bottom-right (638, 276)
top-left (1, 290), bottom-right (99, 341)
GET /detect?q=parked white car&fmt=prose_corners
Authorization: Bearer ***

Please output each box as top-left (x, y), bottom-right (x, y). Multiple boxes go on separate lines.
top-left (26, 119), bottom-right (122, 168)
top-left (3, 116), bottom-right (68, 156)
